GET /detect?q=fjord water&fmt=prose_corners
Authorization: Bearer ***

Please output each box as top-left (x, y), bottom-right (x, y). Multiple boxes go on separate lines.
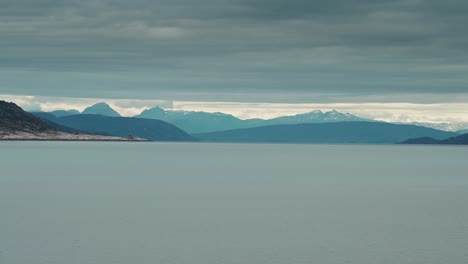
top-left (1, 142), bottom-right (468, 264)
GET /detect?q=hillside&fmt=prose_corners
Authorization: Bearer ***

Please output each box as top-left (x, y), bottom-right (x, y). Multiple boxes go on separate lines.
top-left (0, 100), bottom-right (50, 133)
top-left (35, 114), bottom-right (195, 141)
top-left (194, 121), bottom-right (458, 144)
top-left (0, 101), bottom-right (143, 141)
top-left (32, 112), bottom-right (88, 134)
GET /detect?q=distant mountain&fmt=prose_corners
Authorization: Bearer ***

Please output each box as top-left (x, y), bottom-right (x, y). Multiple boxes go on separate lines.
top-left (440, 133), bottom-right (468, 144)
top-left (82, 103), bottom-right (121, 117)
top-left (136, 107), bottom-right (370, 133)
top-left (457, 129), bottom-right (468, 134)
top-left (137, 106), bottom-right (166, 119)
top-left (194, 121), bottom-right (458, 144)
top-left (404, 122), bottom-right (468, 132)
top-left (36, 113), bottom-right (195, 141)
top-left (402, 133), bottom-right (468, 145)
top-left (264, 110), bottom-right (368, 125)
top-left (49, 109), bottom-right (80, 117)
top-left (136, 107), bottom-right (245, 133)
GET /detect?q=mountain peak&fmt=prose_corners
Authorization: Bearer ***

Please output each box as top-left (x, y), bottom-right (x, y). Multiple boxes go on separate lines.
top-left (92, 102), bottom-right (110, 107)
top-left (136, 106), bottom-right (166, 119)
top-left (82, 102), bottom-right (121, 117)
top-left (268, 109), bottom-right (366, 125)
top-left (149, 106), bottom-right (165, 112)
top-left (327, 109), bottom-right (339, 114)
top-left (303, 110), bottom-right (323, 115)
top-left (324, 109), bottom-right (356, 117)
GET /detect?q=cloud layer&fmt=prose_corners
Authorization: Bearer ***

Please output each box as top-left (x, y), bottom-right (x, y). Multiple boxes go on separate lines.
top-left (1, 0), bottom-right (468, 102)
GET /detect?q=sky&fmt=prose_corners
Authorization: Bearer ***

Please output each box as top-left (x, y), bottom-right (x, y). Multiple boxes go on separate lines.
top-left (1, 0), bottom-right (468, 122)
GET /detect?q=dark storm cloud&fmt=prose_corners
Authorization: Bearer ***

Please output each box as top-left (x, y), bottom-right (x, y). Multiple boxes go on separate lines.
top-left (0, 0), bottom-right (468, 102)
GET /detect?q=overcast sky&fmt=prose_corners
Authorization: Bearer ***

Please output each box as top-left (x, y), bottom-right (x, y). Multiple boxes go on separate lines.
top-left (1, 0), bottom-right (467, 120)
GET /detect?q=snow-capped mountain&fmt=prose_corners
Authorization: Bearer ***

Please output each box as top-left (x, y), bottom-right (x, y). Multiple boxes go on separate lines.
top-left (135, 107), bottom-right (371, 133)
top-left (403, 122), bottom-right (468, 132)
top-left (264, 110), bottom-right (368, 125)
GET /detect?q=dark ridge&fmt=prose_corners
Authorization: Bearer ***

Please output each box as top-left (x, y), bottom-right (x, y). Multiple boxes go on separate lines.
top-left (401, 137), bottom-right (441, 144)
top-left (442, 133), bottom-right (468, 144)
top-left (403, 133), bottom-right (468, 145)
top-left (0, 100), bottom-right (51, 132)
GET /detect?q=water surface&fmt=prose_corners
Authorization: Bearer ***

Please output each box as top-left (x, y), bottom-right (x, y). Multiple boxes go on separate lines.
top-left (1, 142), bottom-right (467, 264)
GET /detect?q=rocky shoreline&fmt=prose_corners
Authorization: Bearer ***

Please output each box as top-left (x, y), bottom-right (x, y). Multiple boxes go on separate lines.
top-left (0, 130), bottom-right (147, 141)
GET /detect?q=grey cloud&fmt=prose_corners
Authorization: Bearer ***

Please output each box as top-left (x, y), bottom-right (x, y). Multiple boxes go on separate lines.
top-left (0, 0), bottom-right (467, 102)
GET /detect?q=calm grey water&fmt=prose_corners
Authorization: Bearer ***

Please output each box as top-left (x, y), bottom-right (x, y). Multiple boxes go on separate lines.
top-left (1, 142), bottom-right (468, 264)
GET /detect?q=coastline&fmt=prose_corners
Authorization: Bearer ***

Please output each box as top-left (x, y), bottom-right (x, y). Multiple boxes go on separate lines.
top-left (0, 138), bottom-right (148, 142)
top-left (0, 131), bottom-right (147, 142)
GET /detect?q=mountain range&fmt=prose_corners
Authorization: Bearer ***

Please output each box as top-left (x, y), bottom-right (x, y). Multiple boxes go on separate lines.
top-left (46, 103), bottom-right (121, 117)
top-left (46, 102), bottom-right (468, 134)
top-left (135, 107), bottom-right (369, 133)
top-left (18, 101), bottom-right (466, 144)
top-left (48, 103), bottom-right (369, 134)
